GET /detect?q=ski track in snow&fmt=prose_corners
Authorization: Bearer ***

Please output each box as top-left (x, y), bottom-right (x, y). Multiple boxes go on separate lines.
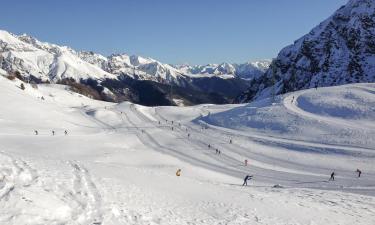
top-left (0, 77), bottom-right (375, 224)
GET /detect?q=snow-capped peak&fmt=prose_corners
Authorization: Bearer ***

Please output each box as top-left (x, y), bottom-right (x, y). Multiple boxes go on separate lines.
top-left (0, 29), bottom-right (115, 82)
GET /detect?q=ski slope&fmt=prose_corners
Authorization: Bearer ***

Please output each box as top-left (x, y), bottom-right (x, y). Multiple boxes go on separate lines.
top-left (0, 75), bottom-right (374, 225)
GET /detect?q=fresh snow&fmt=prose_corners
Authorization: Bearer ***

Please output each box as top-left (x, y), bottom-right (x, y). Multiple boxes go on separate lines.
top-left (0, 75), bottom-right (374, 224)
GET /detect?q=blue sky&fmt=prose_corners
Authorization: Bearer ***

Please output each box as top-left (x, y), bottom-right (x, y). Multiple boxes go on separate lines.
top-left (0, 0), bottom-right (347, 64)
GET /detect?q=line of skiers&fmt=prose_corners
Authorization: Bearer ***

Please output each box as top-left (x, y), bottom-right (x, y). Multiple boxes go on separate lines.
top-left (242, 169), bottom-right (363, 187)
top-left (329, 169), bottom-right (362, 181)
top-left (34, 130), bottom-right (68, 135)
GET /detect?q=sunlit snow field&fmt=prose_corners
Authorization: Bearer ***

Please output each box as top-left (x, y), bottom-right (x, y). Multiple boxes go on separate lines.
top-left (0, 74), bottom-right (374, 225)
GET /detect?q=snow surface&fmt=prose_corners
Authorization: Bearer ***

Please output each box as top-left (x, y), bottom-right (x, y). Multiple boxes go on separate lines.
top-left (0, 76), bottom-right (374, 224)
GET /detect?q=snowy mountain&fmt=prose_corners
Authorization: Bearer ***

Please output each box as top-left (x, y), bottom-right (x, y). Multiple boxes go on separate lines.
top-left (238, 0), bottom-right (375, 102)
top-left (176, 60), bottom-right (271, 80)
top-left (0, 29), bottom-right (256, 105)
top-left (0, 31), bottom-right (115, 82)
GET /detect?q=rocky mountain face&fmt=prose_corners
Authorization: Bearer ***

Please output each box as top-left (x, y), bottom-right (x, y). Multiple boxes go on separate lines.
top-left (176, 60), bottom-right (270, 80)
top-left (237, 0), bottom-right (375, 102)
top-left (0, 29), bottom-right (266, 105)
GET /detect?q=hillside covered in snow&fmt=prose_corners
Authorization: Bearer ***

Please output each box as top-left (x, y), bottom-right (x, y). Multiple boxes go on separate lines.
top-left (238, 0), bottom-right (375, 102)
top-left (0, 69), bottom-right (374, 224)
top-left (0, 29), bottom-right (270, 106)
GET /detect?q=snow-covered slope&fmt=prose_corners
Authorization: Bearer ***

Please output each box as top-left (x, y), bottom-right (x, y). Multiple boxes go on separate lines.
top-left (0, 30), bottom-right (115, 82)
top-left (238, 0), bottom-right (375, 102)
top-left (177, 60), bottom-right (271, 80)
top-left (205, 83), bottom-right (375, 149)
top-left (0, 73), bottom-right (374, 224)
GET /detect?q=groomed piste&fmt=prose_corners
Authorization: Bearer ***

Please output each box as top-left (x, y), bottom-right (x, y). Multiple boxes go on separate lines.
top-left (1, 74), bottom-right (374, 224)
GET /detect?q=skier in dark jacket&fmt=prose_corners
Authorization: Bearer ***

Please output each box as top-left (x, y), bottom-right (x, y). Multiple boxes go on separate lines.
top-left (356, 169), bottom-right (362, 178)
top-left (34, 130), bottom-right (38, 135)
top-left (64, 130), bottom-right (68, 135)
top-left (329, 172), bottom-right (335, 181)
top-left (242, 175), bottom-right (253, 186)
top-left (52, 130), bottom-right (55, 136)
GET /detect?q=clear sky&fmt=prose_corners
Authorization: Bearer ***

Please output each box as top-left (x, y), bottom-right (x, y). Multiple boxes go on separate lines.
top-left (0, 0), bottom-right (347, 65)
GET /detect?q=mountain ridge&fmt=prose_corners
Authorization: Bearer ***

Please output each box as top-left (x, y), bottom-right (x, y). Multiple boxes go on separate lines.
top-left (237, 0), bottom-right (375, 102)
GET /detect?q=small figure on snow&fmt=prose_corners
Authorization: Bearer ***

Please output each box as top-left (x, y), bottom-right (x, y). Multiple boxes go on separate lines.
top-left (356, 169), bottom-right (362, 178)
top-left (176, 169), bottom-right (181, 177)
top-left (188, 133), bottom-right (190, 138)
top-left (291, 96), bottom-right (295, 103)
top-left (64, 130), bottom-right (68, 135)
top-left (215, 149), bottom-right (218, 154)
top-left (229, 139), bottom-right (232, 144)
top-left (52, 130), bottom-right (55, 136)
top-left (208, 144), bottom-right (211, 149)
top-left (34, 130), bottom-right (38, 135)
top-left (329, 172), bottom-right (335, 181)
top-left (242, 175), bottom-right (253, 186)
top-left (245, 159), bottom-right (248, 166)
top-left (218, 150), bottom-right (221, 155)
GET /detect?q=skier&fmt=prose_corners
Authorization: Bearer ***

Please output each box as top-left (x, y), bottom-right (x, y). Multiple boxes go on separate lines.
top-left (215, 149), bottom-right (218, 154)
top-left (34, 130), bottom-right (38, 135)
top-left (245, 159), bottom-right (248, 166)
top-left (208, 144), bottom-right (211, 149)
top-left (176, 169), bottom-right (181, 177)
top-left (171, 127), bottom-right (174, 131)
top-left (218, 150), bottom-right (221, 155)
top-left (242, 175), bottom-right (253, 186)
top-left (329, 172), bottom-right (335, 181)
top-left (229, 139), bottom-right (232, 144)
top-left (188, 133), bottom-right (190, 138)
top-left (356, 169), bottom-right (362, 178)
top-left (64, 130), bottom-right (68, 135)
top-left (52, 130), bottom-right (55, 136)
